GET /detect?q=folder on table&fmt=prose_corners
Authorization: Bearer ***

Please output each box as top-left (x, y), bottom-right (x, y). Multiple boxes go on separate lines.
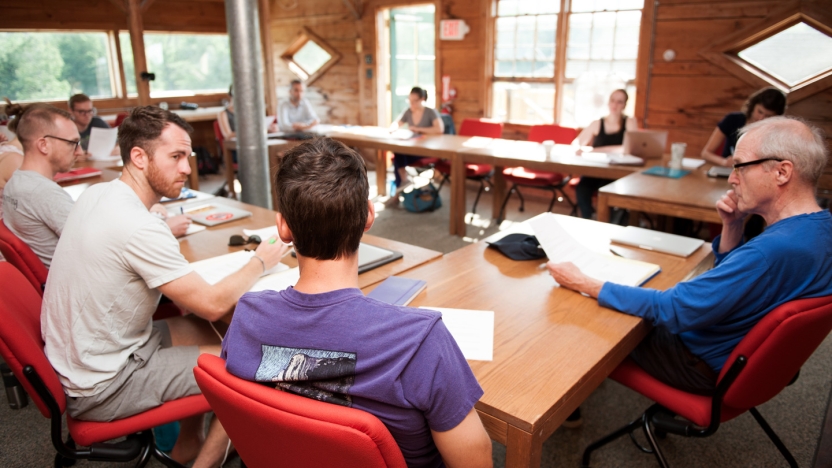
top-left (54, 167), bottom-right (101, 183)
top-left (367, 276), bottom-right (427, 306)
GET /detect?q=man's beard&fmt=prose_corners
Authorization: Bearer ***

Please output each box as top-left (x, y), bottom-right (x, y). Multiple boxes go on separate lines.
top-left (146, 158), bottom-right (184, 199)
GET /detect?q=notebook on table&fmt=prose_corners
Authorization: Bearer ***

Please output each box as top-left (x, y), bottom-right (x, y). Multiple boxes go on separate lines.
top-left (184, 203), bottom-right (252, 226)
top-left (54, 167), bottom-right (102, 183)
top-left (643, 166), bottom-right (690, 179)
top-left (610, 226), bottom-right (705, 258)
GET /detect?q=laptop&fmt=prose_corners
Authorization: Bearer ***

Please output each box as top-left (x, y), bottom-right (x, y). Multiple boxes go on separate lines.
top-left (610, 226), bottom-right (704, 257)
top-left (290, 243), bottom-right (402, 273)
top-left (184, 203), bottom-right (253, 227)
top-left (623, 130), bottom-right (668, 159)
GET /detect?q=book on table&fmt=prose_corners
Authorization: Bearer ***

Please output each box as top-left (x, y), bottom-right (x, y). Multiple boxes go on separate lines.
top-left (528, 213), bottom-right (661, 287)
top-left (54, 167), bottom-right (102, 183)
top-left (367, 276), bottom-right (427, 306)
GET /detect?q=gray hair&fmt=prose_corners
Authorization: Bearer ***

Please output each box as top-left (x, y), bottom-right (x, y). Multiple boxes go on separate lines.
top-left (738, 116), bottom-right (828, 186)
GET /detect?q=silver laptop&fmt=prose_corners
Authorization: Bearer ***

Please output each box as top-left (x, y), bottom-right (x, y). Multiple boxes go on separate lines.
top-left (358, 243), bottom-right (403, 273)
top-left (610, 226), bottom-right (704, 257)
top-left (623, 130), bottom-right (668, 159)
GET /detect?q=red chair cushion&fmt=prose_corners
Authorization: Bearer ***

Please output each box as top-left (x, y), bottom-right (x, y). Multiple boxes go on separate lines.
top-left (0, 221), bottom-right (48, 295)
top-left (433, 160), bottom-right (492, 178)
top-left (528, 125), bottom-right (577, 145)
top-left (502, 167), bottom-right (566, 187)
top-left (195, 354), bottom-right (406, 468)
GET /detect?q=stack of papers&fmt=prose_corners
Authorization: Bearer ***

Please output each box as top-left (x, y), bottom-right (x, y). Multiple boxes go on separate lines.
top-left (87, 127), bottom-right (120, 160)
top-left (190, 251), bottom-right (295, 292)
top-left (421, 307), bottom-right (494, 361)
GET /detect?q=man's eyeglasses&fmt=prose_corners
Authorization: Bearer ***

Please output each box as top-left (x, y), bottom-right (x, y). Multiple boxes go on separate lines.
top-left (228, 234), bottom-right (261, 246)
top-left (73, 108), bottom-right (97, 116)
top-left (44, 135), bottom-right (81, 153)
top-left (732, 158), bottom-right (784, 173)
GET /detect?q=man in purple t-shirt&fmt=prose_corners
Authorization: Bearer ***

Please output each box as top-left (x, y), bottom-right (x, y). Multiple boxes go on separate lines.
top-left (221, 137), bottom-right (492, 468)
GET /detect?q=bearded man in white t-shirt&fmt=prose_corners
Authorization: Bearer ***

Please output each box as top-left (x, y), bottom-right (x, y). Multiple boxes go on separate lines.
top-left (41, 106), bottom-right (290, 467)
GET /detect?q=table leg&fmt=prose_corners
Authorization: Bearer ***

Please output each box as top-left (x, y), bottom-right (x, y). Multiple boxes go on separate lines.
top-left (505, 425), bottom-right (543, 468)
top-left (597, 192), bottom-right (610, 223)
top-left (451, 154), bottom-right (466, 236)
top-left (491, 166), bottom-right (506, 221)
top-left (223, 143), bottom-right (236, 199)
top-left (376, 150), bottom-right (388, 197)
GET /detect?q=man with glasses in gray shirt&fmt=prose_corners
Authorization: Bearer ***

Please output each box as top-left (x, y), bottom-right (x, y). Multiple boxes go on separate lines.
top-left (69, 93), bottom-right (110, 153)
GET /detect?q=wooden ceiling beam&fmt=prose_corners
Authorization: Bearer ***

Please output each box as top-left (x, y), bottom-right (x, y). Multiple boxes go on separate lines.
top-left (140, 0), bottom-right (157, 13)
top-left (341, 0), bottom-right (361, 20)
top-left (107, 0), bottom-right (127, 14)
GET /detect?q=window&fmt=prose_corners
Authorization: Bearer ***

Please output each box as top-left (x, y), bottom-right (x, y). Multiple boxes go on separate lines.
top-left (281, 27), bottom-right (342, 85)
top-left (119, 32), bottom-right (232, 98)
top-left (490, 0), bottom-right (643, 127)
top-left (389, 5), bottom-right (436, 122)
top-left (0, 31), bottom-right (118, 102)
top-left (736, 22), bottom-right (832, 87)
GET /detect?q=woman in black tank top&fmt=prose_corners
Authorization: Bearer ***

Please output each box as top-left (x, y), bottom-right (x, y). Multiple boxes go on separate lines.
top-left (574, 89), bottom-right (637, 219)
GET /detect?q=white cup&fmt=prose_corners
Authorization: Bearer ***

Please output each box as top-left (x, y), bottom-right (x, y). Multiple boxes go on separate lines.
top-left (669, 142), bottom-right (686, 170)
top-left (542, 140), bottom-right (555, 158)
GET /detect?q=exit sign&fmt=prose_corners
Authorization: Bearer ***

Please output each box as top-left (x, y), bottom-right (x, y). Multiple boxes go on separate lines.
top-left (440, 19), bottom-right (470, 40)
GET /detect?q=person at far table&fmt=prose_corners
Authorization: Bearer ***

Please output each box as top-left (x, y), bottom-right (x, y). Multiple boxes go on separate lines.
top-left (218, 84), bottom-right (278, 141)
top-left (277, 79), bottom-right (319, 132)
top-left (222, 137), bottom-right (492, 468)
top-left (42, 106), bottom-right (291, 467)
top-left (549, 116), bottom-right (832, 395)
top-left (68, 93), bottom-right (110, 155)
top-left (573, 89), bottom-right (639, 219)
top-left (389, 86), bottom-right (445, 190)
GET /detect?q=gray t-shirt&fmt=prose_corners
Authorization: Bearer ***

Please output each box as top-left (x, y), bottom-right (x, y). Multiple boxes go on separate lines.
top-left (398, 107), bottom-right (440, 128)
top-left (2, 170), bottom-right (74, 268)
top-left (42, 179), bottom-right (192, 397)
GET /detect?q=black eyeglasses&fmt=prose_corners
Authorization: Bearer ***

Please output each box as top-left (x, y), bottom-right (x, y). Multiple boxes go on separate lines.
top-left (732, 158), bottom-right (784, 173)
top-left (44, 135), bottom-right (81, 153)
top-left (73, 108), bottom-right (97, 116)
top-left (228, 234), bottom-right (261, 246)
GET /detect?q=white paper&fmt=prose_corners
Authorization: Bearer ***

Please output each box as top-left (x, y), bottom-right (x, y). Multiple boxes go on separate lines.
top-left (182, 224), bottom-right (206, 236)
top-left (243, 226), bottom-right (278, 239)
top-left (421, 307), bottom-right (494, 361)
top-left (190, 250), bottom-right (289, 286)
top-left (682, 158), bottom-right (706, 169)
top-left (250, 267), bottom-right (300, 292)
top-left (86, 127), bottom-right (119, 160)
top-left (528, 213), bottom-right (659, 287)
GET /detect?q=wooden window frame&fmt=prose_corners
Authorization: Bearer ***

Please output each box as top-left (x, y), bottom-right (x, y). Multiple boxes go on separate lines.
top-left (281, 26), bottom-right (342, 86)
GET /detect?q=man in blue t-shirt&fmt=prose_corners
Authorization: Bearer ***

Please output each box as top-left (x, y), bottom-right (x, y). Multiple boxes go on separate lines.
top-left (549, 116), bottom-right (832, 395)
top-left (221, 137), bottom-right (492, 468)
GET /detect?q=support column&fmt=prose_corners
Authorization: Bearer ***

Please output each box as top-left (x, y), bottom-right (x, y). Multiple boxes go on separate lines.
top-left (225, 0), bottom-right (272, 208)
top-left (127, 0), bottom-right (151, 106)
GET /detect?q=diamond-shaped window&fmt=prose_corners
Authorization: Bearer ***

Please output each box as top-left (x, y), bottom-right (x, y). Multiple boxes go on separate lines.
top-left (737, 22), bottom-right (832, 87)
top-left (281, 27), bottom-right (342, 86)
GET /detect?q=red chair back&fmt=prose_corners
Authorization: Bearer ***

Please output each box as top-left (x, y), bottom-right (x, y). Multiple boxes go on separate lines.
top-left (528, 124), bottom-right (578, 144)
top-left (194, 354), bottom-right (407, 468)
top-left (213, 120), bottom-right (224, 146)
top-left (0, 263), bottom-right (66, 418)
top-left (459, 119), bottom-right (504, 139)
top-left (720, 295), bottom-right (832, 411)
top-left (113, 112), bottom-right (129, 127)
top-left (0, 221), bottom-right (48, 295)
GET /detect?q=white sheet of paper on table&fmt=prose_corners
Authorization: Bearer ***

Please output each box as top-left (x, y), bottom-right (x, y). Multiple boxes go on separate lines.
top-left (249, 267), bottom-right (300, 293)
top-left (86, 127), bottom-right (120, 160)
top-left (190, 250), bottom-right (289, 286)
top-left (421, 307), bottom-right (494, 361)
top-left (682, 158), bottom-right (706, 169)
top-left (243, 226), bottom-right (278, 240)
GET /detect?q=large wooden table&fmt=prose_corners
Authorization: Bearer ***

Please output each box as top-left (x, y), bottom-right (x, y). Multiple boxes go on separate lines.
top-left (597, 165), bottom-right (731, 224)
top-left (364, 215), bottom-right (714, 468)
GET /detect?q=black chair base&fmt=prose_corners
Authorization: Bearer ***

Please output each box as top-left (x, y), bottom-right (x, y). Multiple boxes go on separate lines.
top-left (435, 171), bottom-right (492, 215)
top-left (496, 180), bottom-right (576, 223)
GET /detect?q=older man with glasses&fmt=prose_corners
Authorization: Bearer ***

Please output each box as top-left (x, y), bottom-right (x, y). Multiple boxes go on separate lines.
top-left (69, 93), bottom-right (110, 154)
top-left (548, 116), bottom-right (832, 395)
top-left (2, 105), bottom-right (81, 268)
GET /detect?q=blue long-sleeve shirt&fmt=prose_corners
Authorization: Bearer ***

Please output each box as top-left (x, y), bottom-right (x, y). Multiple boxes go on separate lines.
top-left (599, 211), bottom-right (832, 372)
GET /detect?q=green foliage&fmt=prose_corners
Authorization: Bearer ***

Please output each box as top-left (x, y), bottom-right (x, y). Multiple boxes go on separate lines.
top-left (142, 33), bottom-right (231, 96)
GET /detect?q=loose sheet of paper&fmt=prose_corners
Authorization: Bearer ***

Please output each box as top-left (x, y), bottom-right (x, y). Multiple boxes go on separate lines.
top-left (422, 307), bottom-right (494, 361)
top-left (682, 158), bottom-right (706, 169)
top-left (529, 213), bottom-right (658, 287)
top-left (190, 250), bottom-right (289, 286)
top-left (250, 267), bottom-right (300, 293)
top-left (87, 127), bottom-right (120, 160)
top-left (243, 226), bottom-right (278, 239)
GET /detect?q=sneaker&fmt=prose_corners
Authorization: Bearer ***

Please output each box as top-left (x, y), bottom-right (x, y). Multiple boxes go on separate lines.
top-left (562, 407), bottom-right (582, 428)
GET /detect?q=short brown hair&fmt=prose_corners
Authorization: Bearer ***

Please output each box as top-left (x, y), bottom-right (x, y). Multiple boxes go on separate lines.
top-left (68, 94), bottom-right (91, 111)
top-left (14, 104), bottom-right (73, 151)
top-left (275, 137), bottom-right (369, 260)
top-left (118, 106), bottom-right (193, 165)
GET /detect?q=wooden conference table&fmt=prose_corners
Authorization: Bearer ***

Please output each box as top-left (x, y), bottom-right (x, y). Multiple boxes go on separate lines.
top-left (597, 164), bottom-right (731, 224)
top-left (365, 214), bottom-right (714, 468)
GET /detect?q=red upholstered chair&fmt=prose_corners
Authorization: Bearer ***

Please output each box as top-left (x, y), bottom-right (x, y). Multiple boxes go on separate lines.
top-left (497, 124), bottom-right (578, 222)
top-left (113, 112), bottom-right (129, 127)
top-left (0, 221), bottom-right (48, 295)
top-left (194, 354), bottom-right (407, 468)
top-left (582, 295), bottom-right (832, 468)
top-left (433, 119), bottom-right (504, 214)
top-left (0, 263), bottom-right (209, 467)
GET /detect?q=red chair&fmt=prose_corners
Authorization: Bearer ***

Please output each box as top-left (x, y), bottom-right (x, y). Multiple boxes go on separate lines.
top-left (194, 354), bottom-right (407, 468)
top-left (433, 119), bottom-right (504, 214)
top-left (582, 295), bottom-right (832, 467)
top-left (0, 221), bottom-right (48, 295)
top-left (497, 124), bottom-right (578, 222)
top-left (113, 112), bottom-right (129, 127)
top-left (0, 263), bottom-right (209, 467)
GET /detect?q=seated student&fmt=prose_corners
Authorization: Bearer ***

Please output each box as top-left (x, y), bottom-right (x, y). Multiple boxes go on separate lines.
top-left (390, 86), bottom-right (445, 189)
top-left (221, 137), bottom-right (492, 468)
top-left (68, 93), bottom-right (110, 154)
top-left (0, 99), bottom-right (26, 219)
top-left (277, 79), bottom-right (319, 132)
top-left (573, 89), bottom-right (639, 219)
top-left (42, 106), bottom-right (290, 466)
top-left (217, 84), bottom-right (278, 141)
top-left (700, 87), bottom-right (786, 167)
top-left (549, 117), bottom-right (832, 394)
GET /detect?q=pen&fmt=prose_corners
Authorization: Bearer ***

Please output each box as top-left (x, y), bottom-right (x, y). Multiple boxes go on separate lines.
top-left (180, 207), bottom-right (184, 215)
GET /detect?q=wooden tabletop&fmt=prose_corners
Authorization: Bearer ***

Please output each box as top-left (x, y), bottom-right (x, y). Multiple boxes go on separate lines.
top-left (597, 165), bottom-right (731, 223)
top-left (330, 130), bottom-right (480, 160)
top-left (364, 214), bottom-right (714, 467)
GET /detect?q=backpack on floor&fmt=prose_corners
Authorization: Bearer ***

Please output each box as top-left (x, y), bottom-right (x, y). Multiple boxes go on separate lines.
top-left (194, 146), bottom-right (220, 175)
top-left (402, 183), bottom-right (442, 213)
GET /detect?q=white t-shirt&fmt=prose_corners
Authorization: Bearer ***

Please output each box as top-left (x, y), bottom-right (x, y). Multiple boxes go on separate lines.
top-left (277, 98), bottom-right (319, 132)
top-left (42, 179), bottom-right (192, 397)
top-left (3, 170), bottom-right (74, 268)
